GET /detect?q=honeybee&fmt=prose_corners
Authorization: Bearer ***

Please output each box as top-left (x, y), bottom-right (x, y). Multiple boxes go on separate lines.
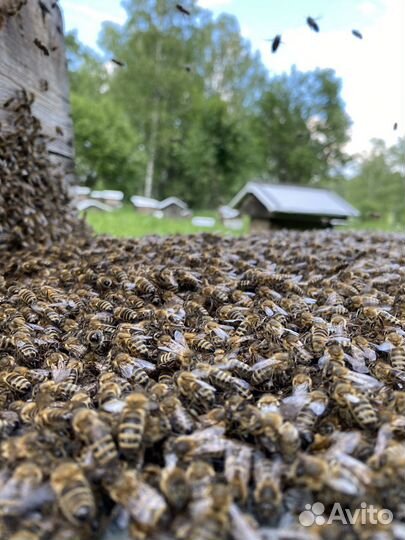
top-left (251, 354), bottom-right (290, 386)
top-left (85, 329), bottom-right (104, 351)
top-left (362, 306), bottom-right (402, 327)
top-left (216, 353), bottom-right (252, 380)
top-left (134, 276), bottom-right (156, 296)
top-left (333, 382), bottom-right (379, 430)
top-left (1, 370), bottom-right (31, 393)
top-left (72, 409), bottom-right (118, 468)
top-left (224, 441), bottom-right (252, 502)
top-left (160, 395), bottom-right (195, 433)
top-left (106, 470), bottom-right (166, 534)
top-left (311, 319), bottom-right (329, 354)
top-left (217, 305), bottom-right (248, 322)
top-left (295, 390), bottom-right (329, 445)
top-left (0, 463), bottom-right (50, 516)
top-left (118, 393), bottom-right (149, 458)
top-left (176, 371), bottom-right (216, 409)
top-left (113, 306), bottom-right (138, 322)
top-left (35, 405), bottom-right (71, 429)
top-left (253, 452), bottom-right (282, 518)
top-left (112, 353), bottom-right (152, 385)
top-left (188, 484), bottom-right (231, 540)
top-left (202, 284), bottom-right (229, 304)
top-left (0, 410), bottom-right (19, 435)
top-left (160, 466), bottom-right (190, 510)
top-left (18, 288), bottom-right (37, 305)
top-left (176, 269), bottom-right (200, 290)
top-left (184, 331), bottom-right (215, 352)
top-left (158, 331), bottom-right (193, 368)
top-left (173, 426), bottom-right (227, 461)
top-left (50, 462), bottom-right (95, 526)
top-left (154, 267), bottom-right (178, 291)
top-left (289, 454), bottom-right (328, 490)
top-left (278, 421), bottom-right (300, 462)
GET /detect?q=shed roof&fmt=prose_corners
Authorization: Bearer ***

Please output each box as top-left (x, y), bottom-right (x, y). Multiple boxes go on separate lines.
top-left (159, 197), bottom-right (188, 210)
top-left (230, 182), bottom-right (359, 218)
top-left (131, 196), bottom-right (160, 209)
top-left (91, 190), bottom-right (124, 201)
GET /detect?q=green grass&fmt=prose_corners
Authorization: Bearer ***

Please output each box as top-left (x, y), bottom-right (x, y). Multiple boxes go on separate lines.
top-left (84, 205), bottom-right (249, 237)
top-left (84, 205), bottom-right (403, 237)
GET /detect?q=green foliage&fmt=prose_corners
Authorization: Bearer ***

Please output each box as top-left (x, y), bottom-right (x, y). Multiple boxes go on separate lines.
top-left (255, 67), bottom-right (351, 184)
top-left (71, 94), bottom-right (145, 195)
top-left (84, 205), bottom-right (249, 237)
top-left (341, 138), bottom-right (405, 226)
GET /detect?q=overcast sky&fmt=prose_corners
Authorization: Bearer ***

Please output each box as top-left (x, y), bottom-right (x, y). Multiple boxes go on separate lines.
top-left (61, 0), bottom-right (405, 156)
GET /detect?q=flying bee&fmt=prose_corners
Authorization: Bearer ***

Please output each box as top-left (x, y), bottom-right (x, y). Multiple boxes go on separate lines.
top-left (160, 395), bottom-right (195, 433)
top-left (51, 462), bottom-right (95, 527)
top-left (72, 409), bottom-right (118, 468)
top-left (2, 370), bottom-right (31, 393)
top-left (176, 3), bottom-right (190, 15)
top-left (251, 354), bottom-right (290, 386)
top-left (352, 29), bottom-right (363, 39)
top-left (118, 393), bottom-right (149, 458)
top-left (266, 34), bottom-right (282, 53)
top-left (225, 441), bottom-right (252, 502)
top-left (333, 382), bottom-right (379, 430)
top-left (253, 452), bottom-right (282, 518)
top-left (176, 371), bottom-right (216, 409)
top-left (306, 16), bottom-right (320, 31)
top-left (160, 466), bottom-right (190, 510)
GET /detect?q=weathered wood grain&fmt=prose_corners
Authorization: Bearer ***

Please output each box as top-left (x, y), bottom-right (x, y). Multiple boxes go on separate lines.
top-left (0, 0), bottom-right (74, 179)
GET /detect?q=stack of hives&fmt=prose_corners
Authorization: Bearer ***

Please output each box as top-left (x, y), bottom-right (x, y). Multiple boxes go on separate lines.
top-left (0, 91), bottom-right (89, 250)
top-left (1, 228), bottom-right (405, 540)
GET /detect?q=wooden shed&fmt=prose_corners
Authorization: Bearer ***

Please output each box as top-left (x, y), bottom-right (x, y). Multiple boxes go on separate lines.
top-left (0, 0), bottom-right (74, 184)
top-left (230, 181), bottom-right (359, 231)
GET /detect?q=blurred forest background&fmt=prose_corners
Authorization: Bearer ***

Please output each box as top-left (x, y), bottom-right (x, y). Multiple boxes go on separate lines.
top-left (67, 0), bottom-right (405, 228)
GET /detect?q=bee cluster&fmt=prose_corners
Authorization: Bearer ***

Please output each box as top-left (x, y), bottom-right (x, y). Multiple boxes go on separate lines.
top-left (0, 91), bottom-right (90, 251)
top-left (0, 228), bottom-right (405, 540)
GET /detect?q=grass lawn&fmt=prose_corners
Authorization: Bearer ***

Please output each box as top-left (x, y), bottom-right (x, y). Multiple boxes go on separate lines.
top-left (84, 205), bottom-right (403, 237)
top-left (84, 205), bottom-right (249, 237)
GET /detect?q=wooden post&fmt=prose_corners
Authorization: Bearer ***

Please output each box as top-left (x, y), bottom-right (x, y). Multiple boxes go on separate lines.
top-left (0, 0), bottom-right (74, 182)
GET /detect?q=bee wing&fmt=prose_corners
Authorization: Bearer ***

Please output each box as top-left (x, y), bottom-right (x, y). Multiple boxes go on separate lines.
top-left (344, 353), bottom-right (369, 374)
top-left (120, 364), bottom-right (134, 379)
top-left (263, 306), bottom-right (274, 317)
top-left (376, 341), bottom-right (393, 352)
top-left (212, 327), bottom-right (229, 340)
top-left (229, 503), bottom-right (262, 540)
top-left (345, 371), bottom-right (383, 391)
top-left (309, 400), bottom-right (327, 416)
top-left (304, 297), bottom-right (317, 305)
top-left (281, 393), bottom-right (309, 418)
top-left (32, 369), bottom-right (50, 377)
top-left (326, 475), bottom-right (362, 496)
top-left (102, 399), bottom-right (126, 413)
top-left (52, 368), bottom-right (71, 382)
top-left (253, 358), bottom-right (279, 370)
top-left (333, 452), bottom-right (372, 485)
top-left (197, 379), bottom-right (217, 392)
top-left (27, 323), bottom-right (44, 331)
top-left (174, 330), bottom-right (187, 347)
top-left (133, 358), bottom-right (155, 371)
top-left (363, 348), bottom-right (376, 362)
top-left (344, 393), bottom-right (361, 404)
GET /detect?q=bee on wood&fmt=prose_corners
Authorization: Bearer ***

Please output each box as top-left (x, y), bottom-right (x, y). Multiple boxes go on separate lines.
top-left (51, 462), bottom-right (95, 527)
top-left (33, 38), bottom-right (50, 55)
